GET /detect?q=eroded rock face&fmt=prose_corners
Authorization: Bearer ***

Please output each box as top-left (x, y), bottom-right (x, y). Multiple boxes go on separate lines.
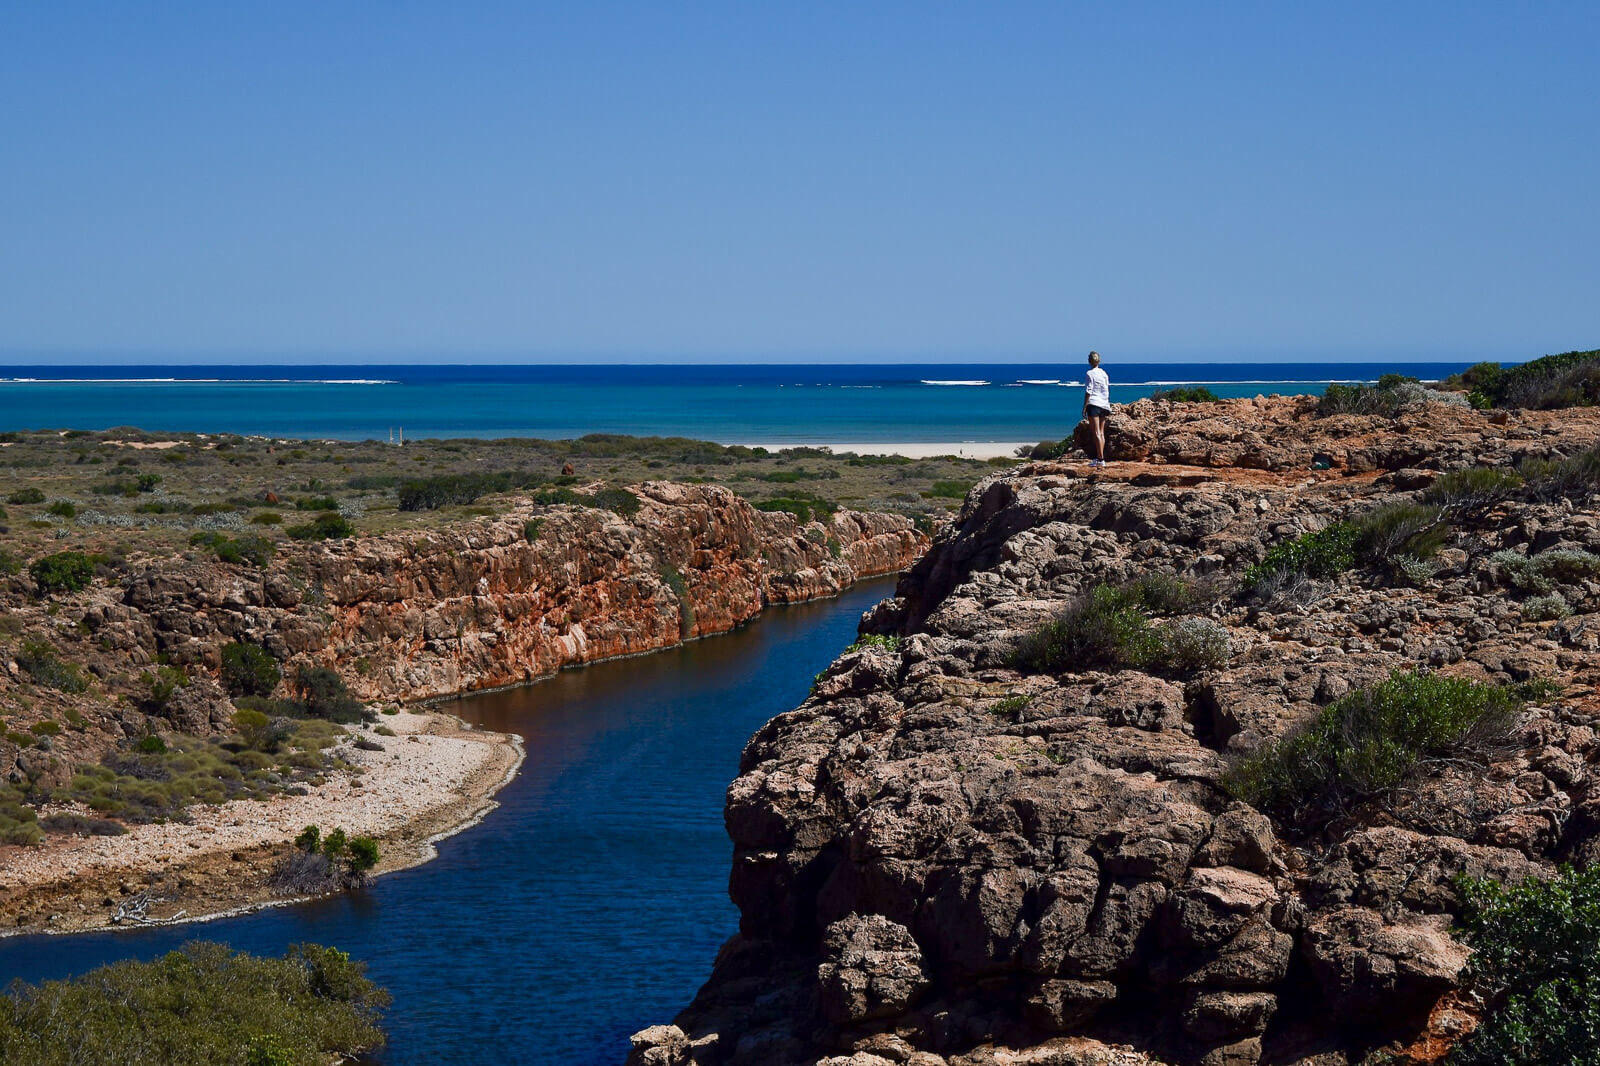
top-left (115, 483), bottom-right (926, 702)
top-left (0, 484), bottom-right (927, 790)
top-left (631, 404), bottom-right (1600, 1066)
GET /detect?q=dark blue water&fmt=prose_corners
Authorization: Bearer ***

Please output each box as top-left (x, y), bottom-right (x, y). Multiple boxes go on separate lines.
top-left (0, 361), bottom-right (1480, 442)
top-left (0, 577), bottom-right (898, 1065)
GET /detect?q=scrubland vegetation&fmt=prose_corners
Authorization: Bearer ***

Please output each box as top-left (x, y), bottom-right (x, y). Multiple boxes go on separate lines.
top-left (0, 942), bottom-right (388, 1066)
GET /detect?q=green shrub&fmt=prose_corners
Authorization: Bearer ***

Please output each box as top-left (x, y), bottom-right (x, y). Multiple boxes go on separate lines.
top-left (15, 639), bottom-right (89, 693)
top-left (46, 500), bottom-right (76, 518)
top-left (523, 518), bottom-right (544, 543)
top-left (28, 720), bottom-right (62, 737)
top-left (1242, 522), bottom-right (1359, 592)
top-left (1473, 348), bottom-right (1600, 410)
top-left (6, 487), bottom-right (45, 505)
top-left (1521, 594), bottom-right (1571, 621)
top-left (1161, 617), bottom-right (1232, 673)
top-left (0, 548), bottom-right (19, 576)
top-left (1224, 671), bottom-right (1522, 827)
top-left (293, 666), bottom-right (367, 723)
top-left (221, 642), bottom-right (281, 697)
top-left (29, 551), bottom-right (95, 594)
top-left (286, 512), bottom-right (353, 541)
top-left (590, 487), bottom-right (642, 515)
top-left (1027, 439), bottom-right (1072, 460)
top-left (1490, 548), bottom-right (1600, 594)
top-left (1421, 466), bottom-right (1522, 510)
top-left (1317, 382), bottom-right (1404, 417)
top-left (397, 471), bottom-right (535, 511)
top-left (142, 665), bottom-right (189, 708)
top-left (845, 633), bottom-right (900, 653)
top-left (250, 511), bottom-right (284, 525)
top-left (0, 941), bottom-right (388, 1066)
top-left (1353, 501), bottom-right (1447, 563)
top-left (347, 835), bottom-right (380, 872)
top-left (658, 565), bottom-right (695, 639)
top-left (924, 479), bottom-right (976, 500)
top-left (1151, 385), bottom-right (1220, 403)
top-left (0, 791), bottom-right (42, 845)
top-left (295, 495), bottom-right (339, 511)
top-left (134, 734), bottom-right (168, 754)
top-left (751, 494), bottom-right (836, 523)
top-left (1519, 444), bottom-right (1600, 501)
top-left (1012, 579), bottom-right (1220, 676)
top-left (1448, 865), bottom-right (1600, 1065)
top-left (191, 531), bottom-right (276, 567)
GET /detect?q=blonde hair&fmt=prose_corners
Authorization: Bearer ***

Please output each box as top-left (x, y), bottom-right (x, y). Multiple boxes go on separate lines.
top-left (1088, 350), bottom-right (1101, 367)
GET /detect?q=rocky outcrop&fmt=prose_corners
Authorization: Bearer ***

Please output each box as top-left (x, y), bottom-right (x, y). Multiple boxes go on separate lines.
top-left (118, 483), bottom-right (923, 703)
top-left (1, 483), bottom-right (925, 788)
top-left (632, 402), bottom-right (1600, 1065)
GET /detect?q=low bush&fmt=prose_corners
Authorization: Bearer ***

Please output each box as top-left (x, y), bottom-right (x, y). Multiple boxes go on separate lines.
top-left (523, 518), bottom-right (544, 543)
top-left (0, 788), bottom-right (42, 846)
top-left (286, 512), bottom-right (353, 541)
top-left (250, 511), bottom-right (284, 525)
top-left (1489, 548), bottom-right (1600, 594)
top-left (295, 495), bottom-right (339, 511)
top-left (40, 813), bottom-right (126, 837)
top-left (141, 664), bottom-right (189, 710)
top-left (845, 633), bottom-right (900, 653)
top-left (1519, 443), bottom-right (1600, 501)
top-left (1224, 670), bottom-right (1522, 828)
top-left (1448, 865), bottom-right (1600, 1065)
top-left (60, 722), bottom-right (341, 824)
top-left (1317, 376), bottom-right (1462, 417)
top-left (15, 639), bottom-right (89, 693)
top-left (6, 487), bottom-right (45, 505)
top-left (658, 565), bottom-right (695, 639)
top-left (1013, 576), bottom-right (1223, 677)
top-left (292, 666), bottom-right (368, 723)
top-left (1151, 385), bottom-right (1220, 403)
top-left (221, 642), bottom-right (282, 697)
top-left (29, 550), bottom-right (94, 594)
top-left (1471, 347), bottom-right (1600, 410)
top-left (0, 548), bottom-right (19, 576)
top-left (924, 479), bottom-right (976, 500)
top-left (751, 494), bottom-right (836, 523)
top-left (46, 500), bottom-right (76, 518)
top-left (1353, 501), bottom-right (1447, 563)
top-left (1421, 466), bottom-right (1522, 510)
top-left (590, 487), bottom-right (641, 516)
top-left (1026, 438), bottom-right (1072, 460)
top-left (1242, 522), bottom-right (1359, 593)
top-left (1521, 594), bottom-right (1571, 621)
top-left (190, 531), bottom-right (276, 567)
top-left (397, 471), bottom-right (535, 511)
top-left (0, 941), bottom-right (388, 1066)
top-left (271, 825), bottom-right (381, 895)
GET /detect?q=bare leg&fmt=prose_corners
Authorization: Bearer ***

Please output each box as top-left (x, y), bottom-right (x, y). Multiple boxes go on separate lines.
top-left (1091, 416), bottom-right (1105, 462)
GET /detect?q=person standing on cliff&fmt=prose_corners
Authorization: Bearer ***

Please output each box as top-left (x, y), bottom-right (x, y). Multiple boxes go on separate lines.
top-left (1084, 351), bottom-right (1110, 467)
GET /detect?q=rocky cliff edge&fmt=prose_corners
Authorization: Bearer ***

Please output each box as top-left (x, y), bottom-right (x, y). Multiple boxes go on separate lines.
top-left (630, 399), bottom-right (1600, 1066)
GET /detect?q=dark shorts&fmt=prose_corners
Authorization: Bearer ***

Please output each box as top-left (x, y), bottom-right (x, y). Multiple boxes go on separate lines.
top-left (1086, 404), bottom-right (1110, 419)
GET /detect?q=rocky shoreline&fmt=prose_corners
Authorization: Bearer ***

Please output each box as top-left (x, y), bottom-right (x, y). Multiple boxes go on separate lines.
top-left (0, 483), bottom-right (927, 934)
top-left (630, 397), bottom-right (1600, 1066)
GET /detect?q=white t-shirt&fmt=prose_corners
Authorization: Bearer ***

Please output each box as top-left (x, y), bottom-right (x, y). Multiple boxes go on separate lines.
top-left (1085, 366), bottom-right (1110, 409)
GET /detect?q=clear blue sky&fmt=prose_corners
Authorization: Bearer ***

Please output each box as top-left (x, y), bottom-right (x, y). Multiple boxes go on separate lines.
top-left (2, 2), bottom-right (1595, 364)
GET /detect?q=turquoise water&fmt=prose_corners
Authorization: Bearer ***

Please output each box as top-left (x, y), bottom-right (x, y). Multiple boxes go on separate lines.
top-left (0, 577), bottom-right (897, 1065)
top-left (0, 361), bottom-right (1475, 443)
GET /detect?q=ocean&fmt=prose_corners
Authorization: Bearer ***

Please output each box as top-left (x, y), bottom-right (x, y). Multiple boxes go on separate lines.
top-left (0, 361), bottom-right (1477, 444)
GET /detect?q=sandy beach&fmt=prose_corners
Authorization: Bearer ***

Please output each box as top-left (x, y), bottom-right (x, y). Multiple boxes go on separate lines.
top-left (733, 440), bottom-right (1034, 460)
top-left (0, 710), bottom-right (523, 936)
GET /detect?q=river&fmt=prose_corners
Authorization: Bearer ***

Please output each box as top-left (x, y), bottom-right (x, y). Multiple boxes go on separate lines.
top-left (0, 575), bottom-right (900, 1064)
